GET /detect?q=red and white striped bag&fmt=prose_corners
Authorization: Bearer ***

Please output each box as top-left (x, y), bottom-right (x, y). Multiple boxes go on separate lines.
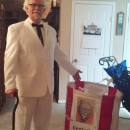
top-left (64, 81), bottom-right (123, 130)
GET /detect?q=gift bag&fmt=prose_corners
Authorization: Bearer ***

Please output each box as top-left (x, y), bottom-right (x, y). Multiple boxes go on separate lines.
top-left (64, 81), bottom-right (123, 130)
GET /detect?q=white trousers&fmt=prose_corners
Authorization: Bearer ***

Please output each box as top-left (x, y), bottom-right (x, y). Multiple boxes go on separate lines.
top-left (15, 91), bottom-right (53, 130)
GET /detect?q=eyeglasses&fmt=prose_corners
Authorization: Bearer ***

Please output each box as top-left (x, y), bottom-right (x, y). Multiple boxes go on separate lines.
top-left (28, 3), bottom-right (45, 9)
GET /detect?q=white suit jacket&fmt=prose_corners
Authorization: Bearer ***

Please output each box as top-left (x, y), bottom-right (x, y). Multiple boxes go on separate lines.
top-left (4, 18), bottom-right (78, 97)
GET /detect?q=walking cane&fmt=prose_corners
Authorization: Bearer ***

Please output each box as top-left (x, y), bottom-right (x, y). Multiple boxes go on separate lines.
top-left (12, 92), bottom-right (19, 130)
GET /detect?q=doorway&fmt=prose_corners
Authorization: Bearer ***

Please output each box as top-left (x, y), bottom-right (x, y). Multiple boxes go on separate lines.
top-left (71, 1), bottom-right (115, 83)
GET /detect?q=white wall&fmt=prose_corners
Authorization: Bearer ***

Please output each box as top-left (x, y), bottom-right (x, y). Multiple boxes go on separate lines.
top-left (58, 0), bottom-right (72, 103)
top-left (58, 0), bottom-right (130, 102)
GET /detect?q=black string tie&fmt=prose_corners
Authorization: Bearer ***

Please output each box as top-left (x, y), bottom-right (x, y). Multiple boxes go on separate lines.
top-left (32, 23), bottom-right (43, 44)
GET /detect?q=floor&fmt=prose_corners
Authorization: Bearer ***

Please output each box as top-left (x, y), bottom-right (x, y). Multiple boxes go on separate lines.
top-left (0, 97), bottom-right (130, 130)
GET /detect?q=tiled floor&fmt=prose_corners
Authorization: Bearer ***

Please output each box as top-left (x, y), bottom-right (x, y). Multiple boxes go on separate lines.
top-left (0, 97), bottom-right (130, 130)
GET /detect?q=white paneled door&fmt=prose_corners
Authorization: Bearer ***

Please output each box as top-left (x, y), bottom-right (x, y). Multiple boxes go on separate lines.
top-left (71, 1), bottom-right (115, 82)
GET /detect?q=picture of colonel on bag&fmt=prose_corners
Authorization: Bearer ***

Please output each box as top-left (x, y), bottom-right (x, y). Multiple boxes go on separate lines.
top-left (76, 97), bottom-right (95, 124)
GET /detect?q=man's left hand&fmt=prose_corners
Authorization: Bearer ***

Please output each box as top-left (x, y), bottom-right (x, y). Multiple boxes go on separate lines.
top-left (73, 70), bottom-right (82, 81)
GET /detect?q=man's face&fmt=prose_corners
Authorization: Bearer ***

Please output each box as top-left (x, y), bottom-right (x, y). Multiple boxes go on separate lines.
top-left (25, 0), bottom-right (45, 23)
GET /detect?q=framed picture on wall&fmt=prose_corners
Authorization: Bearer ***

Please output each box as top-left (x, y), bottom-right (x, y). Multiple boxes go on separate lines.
top-left (116, 12), bottom-right (124, 35)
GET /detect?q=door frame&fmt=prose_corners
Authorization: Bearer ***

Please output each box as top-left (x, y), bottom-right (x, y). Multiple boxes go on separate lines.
top-left (70, 0), bottom-right (116, 62)
top-left (123, 3), bottom-right (130, 60)
top-left (122, 3), bottom-right (130, 118)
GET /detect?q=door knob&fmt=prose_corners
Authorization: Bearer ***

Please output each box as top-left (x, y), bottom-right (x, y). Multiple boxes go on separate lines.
top-left (74, 59), bottom-right (78, 62)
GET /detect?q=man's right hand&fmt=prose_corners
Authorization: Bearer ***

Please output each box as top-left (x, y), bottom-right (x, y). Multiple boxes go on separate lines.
top-left (5, 88), bottom-right (18, 98)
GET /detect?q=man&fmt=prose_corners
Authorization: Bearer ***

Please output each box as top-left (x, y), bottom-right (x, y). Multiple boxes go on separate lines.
top-left (4, 0), bottom-right (81, 130)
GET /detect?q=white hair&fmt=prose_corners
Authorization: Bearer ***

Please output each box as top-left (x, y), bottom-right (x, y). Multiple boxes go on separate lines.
top-left (23, 0), bottom-right (51, 11)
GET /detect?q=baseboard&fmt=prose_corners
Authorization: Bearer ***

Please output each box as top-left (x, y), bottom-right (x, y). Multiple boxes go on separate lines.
top-left (58, 99), bottom-right (66, 103)
top-left (119, 107), bottom-right (130, 119)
